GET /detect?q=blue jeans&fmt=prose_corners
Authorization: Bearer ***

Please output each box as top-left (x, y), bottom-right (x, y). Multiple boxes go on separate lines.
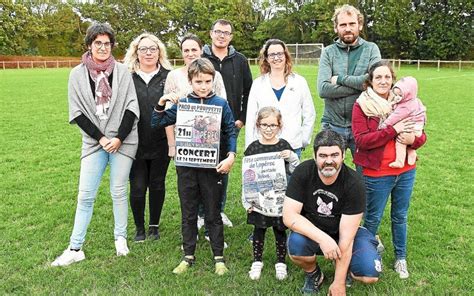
top-left (363, 169), bottom-right (416, 259)
top-left (321, 122), bottom-right (356, 157)
top-left (70, 149), bottom-right (133, 249)
top-left (287, 227), bottom-right (382, 277)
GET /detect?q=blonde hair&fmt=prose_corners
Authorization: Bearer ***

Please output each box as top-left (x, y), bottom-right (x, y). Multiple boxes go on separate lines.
top-left (256, 106), bottom-right (282, 128)
top-left (258, 39), bottom-right (293, 80)
top-left (332, 4), bottom-right (364, 28)
top-left (124, 33), bottom-right (172, 73)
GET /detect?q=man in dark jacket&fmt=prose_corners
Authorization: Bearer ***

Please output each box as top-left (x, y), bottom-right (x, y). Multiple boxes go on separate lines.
top-left (202, 19), bottom-right (253, 228)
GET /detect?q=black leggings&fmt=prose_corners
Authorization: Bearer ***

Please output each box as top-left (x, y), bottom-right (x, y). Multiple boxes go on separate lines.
top-left (252, 227), bottom-right (287, 263)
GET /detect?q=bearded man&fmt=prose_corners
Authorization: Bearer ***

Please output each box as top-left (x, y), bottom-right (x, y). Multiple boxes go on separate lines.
top-left (317, 4), bottom-right (381, 160)
top-left (283, 130), bottom-right (381, 295)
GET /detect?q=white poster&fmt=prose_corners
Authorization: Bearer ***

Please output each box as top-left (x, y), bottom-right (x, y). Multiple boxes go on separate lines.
top-left (175, 102), bottom-right (222, 168)
top-left (242, 152), bottom-right (287, 217)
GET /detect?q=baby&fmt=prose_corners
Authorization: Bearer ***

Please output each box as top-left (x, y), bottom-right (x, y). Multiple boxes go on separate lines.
top-left (380, 76), bottom-right (427, 168)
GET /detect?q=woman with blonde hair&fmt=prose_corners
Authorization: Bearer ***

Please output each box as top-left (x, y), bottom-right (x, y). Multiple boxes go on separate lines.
top-left (123, 33), bottom-right (173, 242)
top-left (245, 39), bottom-right (315, 158)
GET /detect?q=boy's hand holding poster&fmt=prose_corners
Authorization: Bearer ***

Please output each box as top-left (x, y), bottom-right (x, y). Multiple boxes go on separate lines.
top-left (242, 152), bottom-right (287, 217)
top-left (175, 102), bottom-right (222, 168)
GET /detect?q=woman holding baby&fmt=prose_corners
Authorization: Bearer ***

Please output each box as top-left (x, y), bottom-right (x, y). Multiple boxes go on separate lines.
top-left (352, 60), bottom-right (427, 280)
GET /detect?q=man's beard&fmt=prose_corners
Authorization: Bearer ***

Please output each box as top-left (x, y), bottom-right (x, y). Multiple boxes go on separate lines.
top-left (318, 162), bottom-right (341, 177)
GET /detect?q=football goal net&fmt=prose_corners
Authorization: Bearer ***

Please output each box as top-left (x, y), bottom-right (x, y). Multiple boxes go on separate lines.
top-left (286, 43), bottom-right (324, 64)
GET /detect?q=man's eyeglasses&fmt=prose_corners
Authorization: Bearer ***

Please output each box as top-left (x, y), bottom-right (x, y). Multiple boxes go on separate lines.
top-left (259, 123), bottom-right (279, 130)
top-left (138, 46), bottom-right (158, 54)
top-left (213, 30), bottom-right (232, 37)
top-left (93, 41), bottom-right (112, 49)
top-left (267, 52), bottom-right (285, 59)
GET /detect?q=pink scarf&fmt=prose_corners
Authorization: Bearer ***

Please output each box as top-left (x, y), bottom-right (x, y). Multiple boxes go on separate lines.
top-left (81, 51), bottom-right (115, 120)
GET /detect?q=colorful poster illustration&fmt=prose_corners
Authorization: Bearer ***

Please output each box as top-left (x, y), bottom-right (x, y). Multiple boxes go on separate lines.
top-left (175, 102), bottom-right (222, 168)
top-left (242, 152), bottom-right (287, 217)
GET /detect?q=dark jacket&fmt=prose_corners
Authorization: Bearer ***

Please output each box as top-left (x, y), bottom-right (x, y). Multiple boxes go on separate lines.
top-left (202, 44), bottom-right (252, 124)
top-left (132, 68), bottom-right (169, 159)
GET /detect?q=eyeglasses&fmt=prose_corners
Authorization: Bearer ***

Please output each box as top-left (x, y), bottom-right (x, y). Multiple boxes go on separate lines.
top-left (93, 41), bottom-right (112, 49)
top-left (138, 46), bottom-right (158, 54)
top-left (267, 52), bottom-right (285, 59)
top-left (213, 30), bottom-right (232, 37)
top-left (259, 123), bottom-right (279, 130)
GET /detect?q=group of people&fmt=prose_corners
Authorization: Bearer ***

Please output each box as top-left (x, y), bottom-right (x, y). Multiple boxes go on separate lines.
top-left (51, 4), bottom-right (427, 295)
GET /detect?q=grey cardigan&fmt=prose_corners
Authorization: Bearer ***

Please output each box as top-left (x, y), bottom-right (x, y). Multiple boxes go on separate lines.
top-left (68, 62), bottom-right (140, 159)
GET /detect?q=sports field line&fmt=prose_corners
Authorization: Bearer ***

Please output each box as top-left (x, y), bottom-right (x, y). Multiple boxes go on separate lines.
top-left (423, 74), bottom-right (474, 80)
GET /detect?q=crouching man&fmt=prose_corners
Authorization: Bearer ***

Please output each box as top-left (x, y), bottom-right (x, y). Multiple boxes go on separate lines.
top-left (283, 130), bottom-right (381, 295)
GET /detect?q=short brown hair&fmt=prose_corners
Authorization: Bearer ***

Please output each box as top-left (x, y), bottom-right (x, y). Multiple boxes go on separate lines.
top-left (364, 60), bottom-right (396, 90)
top-left (187, 58), bottom-right (215, 81)
top-left (258, 39), bottom-right (293, 80)
top-left (84, 23), bottom-right (115, 48)
top-left (211, 19), bottom-right (233, 32)
top-left (332, 4), bottom-right (364, 28)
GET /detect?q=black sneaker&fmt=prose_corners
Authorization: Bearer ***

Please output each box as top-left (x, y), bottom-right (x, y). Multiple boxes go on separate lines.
top-left (148, 226), bottom-right (160, 241)
top-left (134, 227), bottom-right (146, 242)
top-left (301, 266), bottom-right (324, 294)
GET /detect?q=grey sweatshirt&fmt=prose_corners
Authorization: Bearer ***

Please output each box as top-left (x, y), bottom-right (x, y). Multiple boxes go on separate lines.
top-left (317, 37), bottom-right (381, 128)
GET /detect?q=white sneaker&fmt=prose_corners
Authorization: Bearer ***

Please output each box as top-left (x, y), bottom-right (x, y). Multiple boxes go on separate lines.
top-left (249, 261), bottom-right (263, 280)
top-left (197, 216), bottom-right (205, 230)
top-left (204, 235), bottom-right (228, 248)
top-left (51, 247), bottom-right (85, 267)
top-left (394, 259), bottom-right (409, 279)
top-left (221, 212), bottom-right (233, 227)
top-left (115, 236), bottom-right (129, 256)
top-left (375, 235), bottom-right (385, 254)
top-left (275, 262), bottom-right (288, 280)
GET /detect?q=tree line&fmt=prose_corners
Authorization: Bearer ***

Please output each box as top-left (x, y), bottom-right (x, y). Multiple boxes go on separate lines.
top-left (1, 0), bottom-right (473, 60)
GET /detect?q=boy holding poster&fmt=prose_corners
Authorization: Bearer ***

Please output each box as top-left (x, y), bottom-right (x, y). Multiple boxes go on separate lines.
top-left (151, 58), bottom-right (236, 275)
top-left (242, 107), bottom-right (299, 281)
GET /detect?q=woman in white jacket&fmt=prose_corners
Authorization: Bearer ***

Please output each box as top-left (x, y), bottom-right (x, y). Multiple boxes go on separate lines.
top-left (245, 39), bottom-right (315, 157)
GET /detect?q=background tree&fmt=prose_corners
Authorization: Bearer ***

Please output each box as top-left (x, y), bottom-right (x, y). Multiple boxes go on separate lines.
top-left (1, 1), bottom-right (473, 60)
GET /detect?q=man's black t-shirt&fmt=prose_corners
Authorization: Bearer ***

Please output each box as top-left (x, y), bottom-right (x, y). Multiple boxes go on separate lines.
top-left (285, 160), bottom-right (365, 238)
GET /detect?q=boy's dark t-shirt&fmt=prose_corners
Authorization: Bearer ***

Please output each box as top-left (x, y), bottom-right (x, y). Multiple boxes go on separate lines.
top-left (285, 160), bottom-right (365, 239)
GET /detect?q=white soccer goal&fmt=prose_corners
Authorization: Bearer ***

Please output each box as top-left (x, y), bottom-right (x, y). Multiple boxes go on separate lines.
top-left (287, 43), bottom-right (324, 64)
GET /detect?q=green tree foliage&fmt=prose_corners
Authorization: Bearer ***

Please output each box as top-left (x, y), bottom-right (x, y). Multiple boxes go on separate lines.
top-left (414, 0), bottom-right (473, 60)
top-left (361, 0), bottom-right (422, 59)
top-left (0, 1), bottom-right (472, 60)
top-left (0, 2), bottom-right (43, 55)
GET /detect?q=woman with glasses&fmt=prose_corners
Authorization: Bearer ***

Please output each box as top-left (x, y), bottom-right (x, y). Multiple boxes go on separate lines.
top-left (52, 23), bottom-right (139, 266)
top-left (245, 39), bottom-right (315, 159)
top-left (123, 33), bottom-right (173, 242)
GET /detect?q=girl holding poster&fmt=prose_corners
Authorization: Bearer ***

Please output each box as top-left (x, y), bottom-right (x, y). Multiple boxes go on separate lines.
top-left (243, 106), bottom-right (299, 281)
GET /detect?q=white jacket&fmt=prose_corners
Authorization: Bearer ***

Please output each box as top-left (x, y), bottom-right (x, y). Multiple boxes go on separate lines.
top-left (245, 73), bottom-right (316, 149)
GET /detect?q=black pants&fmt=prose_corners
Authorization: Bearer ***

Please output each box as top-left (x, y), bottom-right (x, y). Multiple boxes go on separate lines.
top-left (177, 166), bottom-right (224, 257)
top-left (129, 155), bottom-right (170, 229)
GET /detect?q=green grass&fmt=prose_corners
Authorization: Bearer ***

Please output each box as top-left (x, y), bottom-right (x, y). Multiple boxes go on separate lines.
top-left (1, 65), bottom-right (473, 295)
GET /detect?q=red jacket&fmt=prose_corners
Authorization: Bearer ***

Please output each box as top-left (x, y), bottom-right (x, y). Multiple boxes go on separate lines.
top-left (352, 102), bottom-right (427, 170)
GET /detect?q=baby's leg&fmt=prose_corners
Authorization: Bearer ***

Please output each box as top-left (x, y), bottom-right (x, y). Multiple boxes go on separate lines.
top-left (406, 130), bottom-right (422, 165)
top-left (389, 141), bottom-right (407, 168)
top-left (407, 148), bottom-right (417, 165)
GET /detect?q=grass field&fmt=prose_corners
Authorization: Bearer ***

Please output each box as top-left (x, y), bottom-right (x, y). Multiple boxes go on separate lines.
top-left (1, 65), bottom-right (473, 295)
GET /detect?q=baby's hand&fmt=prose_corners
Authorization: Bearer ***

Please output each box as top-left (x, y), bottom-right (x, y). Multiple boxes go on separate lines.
top-left (280, 150), bottom-right (291, 160)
